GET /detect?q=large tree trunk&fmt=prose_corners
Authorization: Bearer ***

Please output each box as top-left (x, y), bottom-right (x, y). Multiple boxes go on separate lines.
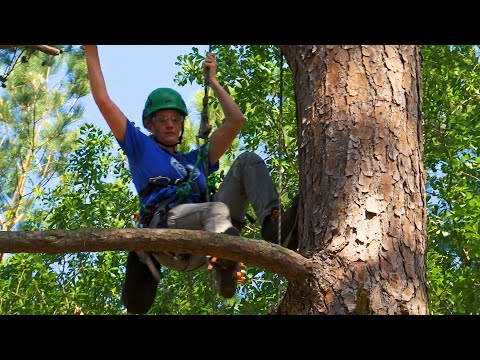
top-left (279, 45), bottom-right (428, 314)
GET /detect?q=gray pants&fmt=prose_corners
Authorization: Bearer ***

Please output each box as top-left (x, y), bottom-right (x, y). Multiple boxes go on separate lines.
top-left (150, 152), bottom-right (279, 272)
top-left (214, 151), bottom-right (279, 228)
top-left (166, 151), bottom-right (279, 233)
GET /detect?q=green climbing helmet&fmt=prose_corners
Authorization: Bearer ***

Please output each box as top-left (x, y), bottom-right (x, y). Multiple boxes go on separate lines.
top-left (142, 88), bottom-right (188, 127)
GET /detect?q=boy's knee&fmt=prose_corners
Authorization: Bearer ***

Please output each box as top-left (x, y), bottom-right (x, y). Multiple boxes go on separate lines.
top-left (210, 201), bottom-right (231, 216)
top-left (235, 151), bottom-right (264, 167)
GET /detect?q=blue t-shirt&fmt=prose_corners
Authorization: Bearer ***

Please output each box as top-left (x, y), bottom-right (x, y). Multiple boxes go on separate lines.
top-left (118, 120), bottom-right (219, 210)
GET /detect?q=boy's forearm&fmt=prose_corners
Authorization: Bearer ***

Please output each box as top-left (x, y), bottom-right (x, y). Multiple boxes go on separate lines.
top-left (209, 79), bottom-right (244, 127)
top-left (84, 46), bottom-right (110, 105)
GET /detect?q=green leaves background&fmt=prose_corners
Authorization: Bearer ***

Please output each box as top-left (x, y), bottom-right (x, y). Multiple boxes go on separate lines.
top-left (0, 45), bottom-right (478, 314)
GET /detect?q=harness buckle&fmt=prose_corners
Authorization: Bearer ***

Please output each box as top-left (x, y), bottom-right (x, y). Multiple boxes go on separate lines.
top-left (149, 176), bottom-right (172, 187)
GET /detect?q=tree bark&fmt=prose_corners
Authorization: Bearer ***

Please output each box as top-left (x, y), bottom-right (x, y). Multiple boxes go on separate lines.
top-left (1, 45), bottom-right (429, 315)
top-left (0, 228), bottom-right (314, 283)
top-left (280, 45), bottom-right (428, 314)
top-left (0, 45), bottom-right (62, 56)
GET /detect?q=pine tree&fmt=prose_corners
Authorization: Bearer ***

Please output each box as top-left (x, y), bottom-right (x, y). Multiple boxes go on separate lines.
top-left (0, 45), bottom-right (89, 260)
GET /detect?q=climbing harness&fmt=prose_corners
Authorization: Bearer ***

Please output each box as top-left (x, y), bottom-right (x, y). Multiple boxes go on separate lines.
top-left (197, 44), bottom-right (213, 202)
top-left (131, 147), bottom-right (212, 276)
top-left (130, 46), bottom-right (247, 308)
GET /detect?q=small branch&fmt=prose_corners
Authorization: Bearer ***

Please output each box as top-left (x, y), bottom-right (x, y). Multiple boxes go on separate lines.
top-left (0, 228), bottom-right (313, 283)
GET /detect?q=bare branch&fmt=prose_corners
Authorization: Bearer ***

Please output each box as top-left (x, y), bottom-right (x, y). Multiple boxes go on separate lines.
top-left (24, 45), bottom-right (62, 56)
top-left (0, 228), bottom-right (313, 283)
top-left (0, 45), bottom-right (62, 56)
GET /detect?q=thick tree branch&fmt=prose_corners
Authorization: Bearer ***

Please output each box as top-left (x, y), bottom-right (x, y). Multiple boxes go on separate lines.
top-left (0, 228), bottom-right (313, 283)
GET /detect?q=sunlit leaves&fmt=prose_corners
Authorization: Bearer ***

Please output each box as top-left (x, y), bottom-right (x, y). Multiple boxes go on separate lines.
top-left (423, 45), bottom-right (480, 314)
top-left (0, 124), bottom-right (137, 314)
top-left (176, 45), bottom-right (298, 198)
top-left (2, 45), bottom-right (478, 314)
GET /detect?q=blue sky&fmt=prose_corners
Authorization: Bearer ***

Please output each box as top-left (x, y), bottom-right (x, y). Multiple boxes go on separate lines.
top-left (81, 45), bottom-right (209, 134)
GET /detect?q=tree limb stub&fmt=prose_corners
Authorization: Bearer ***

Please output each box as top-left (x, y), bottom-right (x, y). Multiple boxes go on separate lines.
top-left (0, 228), bottom-right (312, 282)
top-left (0, 45), bottom-right (62, 56)
top-left (25, 45), bottom-right (62, 56)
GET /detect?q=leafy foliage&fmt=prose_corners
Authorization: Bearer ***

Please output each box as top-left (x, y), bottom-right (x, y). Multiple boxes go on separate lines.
top-left (0, 121), bottom-right (285, 315)
top-left (0, 124), bottom-right (135, 314)
top-left (175, 46), bottom-right (299, 203)
top-left (1, 45), bottom-right (478, 314)
top-left (423, 45), bottom-right (480, 314)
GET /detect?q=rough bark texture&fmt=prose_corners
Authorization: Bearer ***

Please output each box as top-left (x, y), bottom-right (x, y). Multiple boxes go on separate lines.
top-left (279, 45), bottom-right (427, 314)
top-left (1, 45), bottom-right (428, 315)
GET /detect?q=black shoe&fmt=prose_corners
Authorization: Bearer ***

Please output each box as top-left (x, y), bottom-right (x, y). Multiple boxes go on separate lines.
top-left (231, 219), bottom-right (245, 233)
top-left (121, 251), bottom-right (161, 314)
top-left (209, 257), bottom-right (246, 299)
top-left (261, 194), bottom-right (299, 251)
top-left (209, 226), bottom-right (246, 298)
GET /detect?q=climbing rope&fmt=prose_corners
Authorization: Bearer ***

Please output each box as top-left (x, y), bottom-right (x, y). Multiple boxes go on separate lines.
top-left (175, 143), bottom-right (210, 201)
top-left (277, 49), bottom-right (285, 304)
top-left (197, 45), bottom-right (213, 202)
top-left (278, 49), bottom-right (285, 248)
top-left (171, 44), bottom-right (214, 203)
top-left (199, 45), bottom-right (213, 141)
top-left (197, 45), bottom-right (217, 311)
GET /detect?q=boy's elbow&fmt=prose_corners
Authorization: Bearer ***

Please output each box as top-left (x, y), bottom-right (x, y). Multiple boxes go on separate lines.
top-left (237, 114), bottom-right (246, 127)
top-left (94, 96), bottom-right (112, 111)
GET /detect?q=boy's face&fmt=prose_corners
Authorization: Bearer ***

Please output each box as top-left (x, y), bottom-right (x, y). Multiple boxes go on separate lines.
top-left (148, 109), bottom-right (184, 146)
